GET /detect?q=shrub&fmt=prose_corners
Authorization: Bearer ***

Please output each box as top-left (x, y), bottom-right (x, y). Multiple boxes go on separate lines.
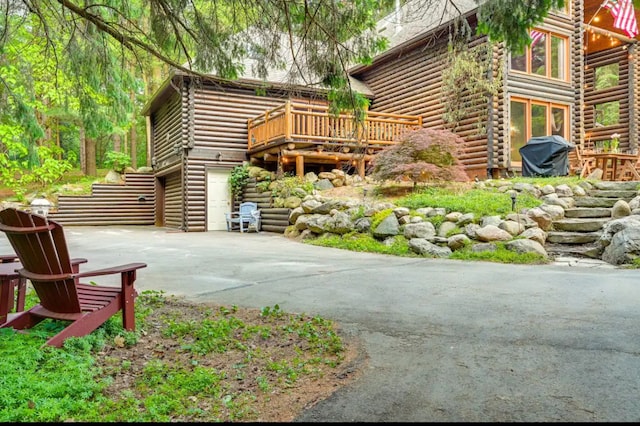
top-left (104, 151), bottom-right (131, 173)
top-left (229, 164), bottom-right (250, 197)
top-left (371, 128), bottom-right (469, 189)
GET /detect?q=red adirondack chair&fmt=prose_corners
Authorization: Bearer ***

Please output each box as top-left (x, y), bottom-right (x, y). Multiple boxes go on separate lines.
top-left (0, 208), bottom-right (147, 347)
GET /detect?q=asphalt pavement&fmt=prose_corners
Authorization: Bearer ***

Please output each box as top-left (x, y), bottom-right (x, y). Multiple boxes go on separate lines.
top-left (2, 226), bottom-right (639, 422)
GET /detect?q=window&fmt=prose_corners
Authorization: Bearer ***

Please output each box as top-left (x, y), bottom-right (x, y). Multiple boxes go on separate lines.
top-left (594, 101), bottom-right (620, 126)
top-left (510, 30), bottom-right (569, 81)
top-left (594, 63), bottom-right (619, 90)
top-left (509, 98), bottom-right (569, 163)
top-left (551, 3), bottom-right (569, 15)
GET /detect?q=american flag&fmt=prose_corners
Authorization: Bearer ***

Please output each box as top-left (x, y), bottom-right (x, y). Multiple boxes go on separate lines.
top-left (530, 29), bottom-right (545, 47)
top-left (603, 0), bottom-right (638, 38)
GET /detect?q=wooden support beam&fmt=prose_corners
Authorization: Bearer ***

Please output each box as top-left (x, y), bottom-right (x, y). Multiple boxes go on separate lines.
top-left (357, 158), bottom-right (365, 178)
top-left (281, 149), bottom-right (373, 162)
top-left (584, 24), bottom-right (636, 44)
top-left (296, 155), bottom-right (304, 177)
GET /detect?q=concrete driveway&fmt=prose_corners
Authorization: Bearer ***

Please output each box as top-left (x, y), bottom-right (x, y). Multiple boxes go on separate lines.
top-left (2, 226), bottom-right (640, 421)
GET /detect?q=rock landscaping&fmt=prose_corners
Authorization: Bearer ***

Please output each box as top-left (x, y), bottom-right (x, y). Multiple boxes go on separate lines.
top-left (256, 167), bottom-right (640, 266)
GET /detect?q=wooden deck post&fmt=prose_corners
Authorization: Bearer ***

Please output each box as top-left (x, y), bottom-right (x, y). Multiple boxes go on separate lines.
top-left (285, 101), bottom-right (291, 140)
top-left (357, 158), bottom-right (365, 178)
top-left (277, 153), bottom-right (284, 178)
top-left (296, 155), bottom-right (304, 177)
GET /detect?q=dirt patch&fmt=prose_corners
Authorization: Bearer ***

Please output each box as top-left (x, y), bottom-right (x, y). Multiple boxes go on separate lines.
top-left (93, 296), bottom-right (366, 422)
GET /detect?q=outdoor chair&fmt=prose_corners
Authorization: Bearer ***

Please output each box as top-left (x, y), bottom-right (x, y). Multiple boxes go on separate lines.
top-left (1, 254), bottom-right (25, 318)
top-left (0, 207), bottom-right (146, 347)
top-left (225, 202), bottom-right (261, 233)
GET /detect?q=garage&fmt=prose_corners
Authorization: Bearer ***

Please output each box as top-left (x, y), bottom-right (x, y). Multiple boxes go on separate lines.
top-left (206, 168), bottom-right (232, 231)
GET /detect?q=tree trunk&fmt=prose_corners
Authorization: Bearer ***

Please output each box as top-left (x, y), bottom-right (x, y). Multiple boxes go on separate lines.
top-left (80, 127), bottom-right (87, 174)
top-left (86, 137), bottom-right (97, 176)
top-left (130, 123), bottom-right (137, 169)
top-left (113, 133), bottom-right (121, 152)
top-left (130, 90), bottom-right (137, 168)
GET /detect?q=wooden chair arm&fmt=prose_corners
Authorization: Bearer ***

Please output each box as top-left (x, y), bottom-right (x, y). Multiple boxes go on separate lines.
top-left (74, 263), bottom-right (147, 279)
top-left (0, 254), bottom-right (19, 263)
top-left (18, 263), bottom-right (147, 282)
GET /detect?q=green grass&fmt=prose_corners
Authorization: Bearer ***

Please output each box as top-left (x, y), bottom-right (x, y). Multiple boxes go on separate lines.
top-left (396, 186), bottom-right (542, 217)
top-left (305, 231), bottom-right (547, 264)
top-left (305, 232), bottom-right (416, 257)
top-left (303, 178), bottom-right (572, 265)
top-left (508, 176), bottom-right (583, 187)
top-left (449, 241), bottom-right (549, 264)
top-left (0, 290), bottom-right (347, 422)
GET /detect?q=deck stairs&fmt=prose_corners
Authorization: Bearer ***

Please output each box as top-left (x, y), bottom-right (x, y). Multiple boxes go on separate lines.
top-left (545, 181), bottom-right (640, 258)
top-left (47, 173), bottom-right (155, 226)
top-left (237, 178), bottom-right (291, 233)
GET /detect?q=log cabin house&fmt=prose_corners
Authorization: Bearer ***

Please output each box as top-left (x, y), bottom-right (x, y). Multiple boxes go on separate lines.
top-left (142, 0), bottom-right (640, 231)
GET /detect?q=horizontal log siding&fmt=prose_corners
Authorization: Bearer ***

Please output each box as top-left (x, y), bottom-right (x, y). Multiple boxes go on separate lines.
top-left (185, 82), bottom-right (288, 231)
top-left (358, 33), bottom-right (493, 174)
top-left (152, 90), bottom-right (184, 172)
top-left (584, 46), bottom-right (631, 151)
top-left (163, 171), bottom-right (183, 230)
top-left (574, 0), bottom-right (585, 149)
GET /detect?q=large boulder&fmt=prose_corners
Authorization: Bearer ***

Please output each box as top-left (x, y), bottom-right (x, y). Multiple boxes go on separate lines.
top-left (372, 214), bottom-right (400, 239)
top-left (475, 225), bottom-right (512, 242)
top-left (408, 238), bottom-right (452, 257)
top-left (597, 216), bottom-right (640, 265)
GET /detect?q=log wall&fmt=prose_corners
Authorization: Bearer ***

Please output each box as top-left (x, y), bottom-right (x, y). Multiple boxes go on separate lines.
top-left (583, 46), bottom-right (633, 152)
top-left (183, 81), bottom-right (289, 231)
top-left (150, 85), bottom-right (185, 229)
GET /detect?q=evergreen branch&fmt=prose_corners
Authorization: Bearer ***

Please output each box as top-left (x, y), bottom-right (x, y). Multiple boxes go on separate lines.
top-left (53, 0), bottom-right (233, 85)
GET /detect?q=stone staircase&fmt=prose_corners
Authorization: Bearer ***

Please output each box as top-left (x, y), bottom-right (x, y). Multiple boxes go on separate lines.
top-left (546, 181), bottom-right (640, 258)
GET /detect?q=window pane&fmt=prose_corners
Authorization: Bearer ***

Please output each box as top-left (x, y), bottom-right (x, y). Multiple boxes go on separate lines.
top-left (531, 104), bottom-right (547, 136)
top-left (511, 52), bottom-right (526, 72)
top-left (550, 36), bottom-right (565, 79)
top-left (595, 101), bottom-right (620, 126)
top-left (551, 107), bottom-right (565, 137)
top-left (510, 101), bottom-right (527, 161)
top-left (595, 63), bottom-right (619, 90)
top-left (531, 33), bottom-right (547, 76)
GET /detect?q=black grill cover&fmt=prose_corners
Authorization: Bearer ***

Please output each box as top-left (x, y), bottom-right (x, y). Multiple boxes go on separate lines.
top-left (519, 135), bottom-right (576, 177)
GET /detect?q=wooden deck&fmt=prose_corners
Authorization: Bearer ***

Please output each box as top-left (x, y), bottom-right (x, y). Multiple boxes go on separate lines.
top-left (247, 101), bottom-right (422, 176)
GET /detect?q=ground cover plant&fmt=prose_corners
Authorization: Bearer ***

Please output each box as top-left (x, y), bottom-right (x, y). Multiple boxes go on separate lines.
top-left (0, 290), bottom-right (361, 422)
top-left (397, 185), bottom-right (542, 217)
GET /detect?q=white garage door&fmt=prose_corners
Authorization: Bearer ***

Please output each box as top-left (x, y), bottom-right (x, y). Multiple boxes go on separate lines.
top-left (207, 169), bottom-right (231, 231)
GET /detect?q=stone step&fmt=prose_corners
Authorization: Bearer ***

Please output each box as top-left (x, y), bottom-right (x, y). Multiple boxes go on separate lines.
top-left (564, 207), bottom-right (611, 218)
top-left (591, 181), bottom-right (640, 191)
top-left (574, 197), bottom-right (622, 208)
top-left (545, 243), bottom-right (601, 259)
top-left (552, 218), bottom-right (609, 232)
top-left (586, 189), bottom-right (638, 199)
top-left (546, 231), bottom-right (602, 244)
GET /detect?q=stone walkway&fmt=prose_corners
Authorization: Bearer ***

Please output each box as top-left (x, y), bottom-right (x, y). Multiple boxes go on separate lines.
top-left (551, 255), bottom-right (617, 268)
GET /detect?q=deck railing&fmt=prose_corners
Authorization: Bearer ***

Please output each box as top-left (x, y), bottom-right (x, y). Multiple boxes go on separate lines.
top-left (247, 101), bottom-right (422, 151)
